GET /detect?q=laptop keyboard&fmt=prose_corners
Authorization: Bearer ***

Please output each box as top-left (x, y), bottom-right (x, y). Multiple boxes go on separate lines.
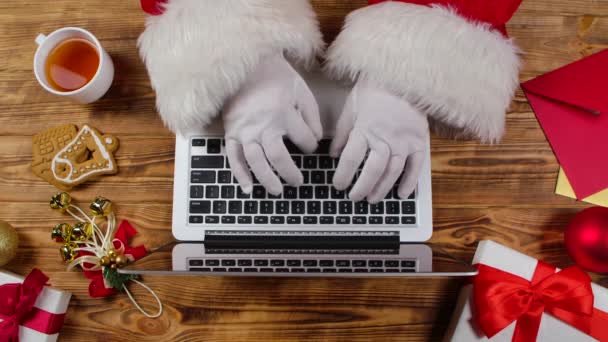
top-left (188, 137), bottom-right (417, 226)
top-left (188, 258), bottom-right (417, 273)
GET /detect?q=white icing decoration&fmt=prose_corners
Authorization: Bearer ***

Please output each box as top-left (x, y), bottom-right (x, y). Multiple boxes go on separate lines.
top-left (105, 137), bottom-right (112, 144)
top-left (51, 125), bottom-right (115, 184)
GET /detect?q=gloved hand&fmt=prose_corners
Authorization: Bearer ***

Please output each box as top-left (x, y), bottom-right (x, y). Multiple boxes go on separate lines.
top-left (331, 80), bottom-right (429, 204)
top-left (223, 54), bottom-right (323, 195)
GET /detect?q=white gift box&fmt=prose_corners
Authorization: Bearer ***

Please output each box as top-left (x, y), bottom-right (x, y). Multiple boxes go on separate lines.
top-left (0, 270), bottom-right (71, 342)
top-left (444, 240), bottom-right (608, 342)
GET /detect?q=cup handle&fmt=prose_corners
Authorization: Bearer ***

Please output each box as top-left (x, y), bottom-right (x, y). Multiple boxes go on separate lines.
top-left (35, 33), bottom-right (46, 46)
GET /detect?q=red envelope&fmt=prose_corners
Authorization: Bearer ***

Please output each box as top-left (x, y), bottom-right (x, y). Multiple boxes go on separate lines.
top-left (521, 49), bottom-right (608, 199)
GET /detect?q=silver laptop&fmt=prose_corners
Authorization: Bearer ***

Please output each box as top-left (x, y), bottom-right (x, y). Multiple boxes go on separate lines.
top-left (121, 70), bottom-right (476, 277)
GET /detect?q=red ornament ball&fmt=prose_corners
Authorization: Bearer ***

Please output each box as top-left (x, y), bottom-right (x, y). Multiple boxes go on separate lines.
top-left (565, 207), bottom-right (608, 273)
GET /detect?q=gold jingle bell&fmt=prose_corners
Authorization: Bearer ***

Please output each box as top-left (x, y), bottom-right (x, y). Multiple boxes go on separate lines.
top-left (50, 192), bottom-right (72, 213)
top-left (114, 254), bottom-right (128, 267)
top-left (71, 222), bottom-right (92, 241)
top-left (90, 197), bottom-right (112, 216)
top-left (60, 242), bottom-right (78, 262)
top-left (107, 248), bottom-right (117, 258)
top-left (99, 255), bottom-right (111, 267)
top-left (51, 223), bottom-right (72, 242)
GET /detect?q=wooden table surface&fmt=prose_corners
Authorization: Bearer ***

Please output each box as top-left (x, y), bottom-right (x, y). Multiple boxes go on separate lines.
top-left (1, 0), bottom-right (607, 341)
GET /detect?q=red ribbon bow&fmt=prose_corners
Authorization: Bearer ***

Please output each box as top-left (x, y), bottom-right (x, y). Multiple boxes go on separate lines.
top-left (0, 269), bottom-right (66, 342)
top-left (81, 220), bottom-right (147, 298)
top-left (473, 261), bottom-right (608, 341)
top-left (140, 0), bottom-right (166, 15)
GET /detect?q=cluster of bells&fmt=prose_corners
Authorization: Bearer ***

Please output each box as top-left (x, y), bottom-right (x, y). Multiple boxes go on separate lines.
top-left (50, 192), bottom-right (127, 269)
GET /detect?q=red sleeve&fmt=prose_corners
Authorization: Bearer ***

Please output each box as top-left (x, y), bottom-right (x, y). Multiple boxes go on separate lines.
top-left (368, 0), bottom-right (523, 37)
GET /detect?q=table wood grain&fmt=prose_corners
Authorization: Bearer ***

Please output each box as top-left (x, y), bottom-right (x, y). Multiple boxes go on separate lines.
top-left (1, 0), bottom-right (607, 341)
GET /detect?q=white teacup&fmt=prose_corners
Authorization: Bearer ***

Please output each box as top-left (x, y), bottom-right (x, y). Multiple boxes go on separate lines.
top-left (34, 27), bottom-right (114, 104)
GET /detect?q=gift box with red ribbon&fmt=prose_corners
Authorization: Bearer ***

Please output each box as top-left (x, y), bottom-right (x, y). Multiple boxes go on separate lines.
top-left (0, 269), bottom-right (71, 342)
top-left (445, 240), bottom-right (608, 342)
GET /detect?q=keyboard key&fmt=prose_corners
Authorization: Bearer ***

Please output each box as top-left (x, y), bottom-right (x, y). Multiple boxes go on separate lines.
top-left (283, 139), bottom-right (302, 154)
top-left (252, 186), bottom-right (266, 199)
top-left (336, 260), bottom-right (350, 267)
top-left (339, 201), bottom-right (353, 214)
top-left (307, 268), bottom-right (321, 273)
top-left (218, 171), bottom-right (232, 184)
top-left (206, 185), bottom-right (220, 198)
top-left (386, 269), bottom-right (400, 273)
top-left (268, 192), bottom-right (281, 199)
top-left (303, 260), bottom-right (318, 267)
top-left (228, 268), bottom-right (242, 272)
top-left (205, 216), bottom-right (220, 224)
top-left (254, 216), bottom-right (269, 224)
top-left (238, 216), bottom-right (252, 224)
top-left (354, 269), bottom-right (369, 273)
top-left (191, 267), bottom-right (212, 272)
top-left (190, 186), bottom-right (204, 199)
top-left (192, 139), bottom-right (205, 147)
top-left (302, 171), bottom-right (310, 184)
top-left (192, 156), bottom-right (224, 169)
top-left (307, 201), bottom-right (321, 214)
top-left (319, 260), bottom-right (334, 267)
top-left (237, 187), bottom-right (251, 199)
top-left (191, 171), bottom-right (215, 183)
top-left (303, 156), bottom-right (317, 169)
top-left (276, 268), bottom-right (290, 272)
top-left (292, 156), bottom-right (302, 168)
top-left (336, 216), bottom-right (350, 224)
top-left (401, 269), bottom-right (416, 273)
top-left (319, 156), bottom-right (333, 169)
top-left (353, 260), bottom-right (366, 267)
top-left (369, 260), bottom-right (383, 267)
top-left (213, 201), bottom-right (227, 214)
top-left (385, 216), bottom-right (399, 224)
top-left (287, 216), bottom-right (301, 224)
top-left (221, 260), bottom-right (236, 266)
top-left (270, 260), bottom-right (285, 267)
top-left (213, 268), bottom-right (227, 272)
top-left (401, 260), bottom-right (416, 268)
top-left (331, 187), bottom-right (346, 199)
top-left (260, 201), bottom-right (273, 214)
top-left (320, 216), bottom-right (334, 224)
top-left (385, 260), bottom-right (399, 267)
top-left (189, 259), bottom-right (204, 266)
top-left (207, 139), bottom-right (222, 154)
top-left (190, 201), bottom-right (211, 214)
top-left (287, 260), bottom-right (301, 267)
top-left (303, 216), bottom-right (318, 224)
top-left (291, 201), bottom-right (305, 215)
top-left (205, 260), bottom-right (219, 266)
top-left (339, 269), bottom-right (353, 273)
top-left (228, 201), bottom-right (242, 214)
top-left (316, 139), bottom-right (331, 154)
top-left (352, 216), bottom-right (367, 224)
top-left (322, 268), bottom-right (337, 273)
top-left (386, 201), bottom-right (400, 214)
top-left (409, 192), bottom-right (416, 199)
top-left (244, 268), bottom-right (258, 272)
top-left (254, 260), bottom-right (269, 266)
top-left (222, 216), bottom-right (236, 224)
top-left (189, 216), bottom-right (203, 224)
top-left (221, 186), bottom-right (235, 198)
top-left (402, 216), bottom-right (416, 225)
top-left (402, 202), bottom-right (416, 215)
top-left (276, 201), bottom-right (289, 214)
top-left (369, 216), bottom-right (382, 224)
top-left (299, 186), bottom-right (313, 199)
top-left (370, 202), bottom-right (384, 215)
top-left (238, 260), bottom-right (253, 266)
top-left (327, 171), bottom-right (335, 183)
top-left (291, 268), bottom-right (305, 273)
top-left (284, 186), bottom-right (298, 199)
top-left (244, 201), bottom-right (258, 214)
top-left (311, 171), bottom-right (325, 184)
top-left (323, 202), bottom-right (337, 215)
top-left (271, 216), bottom-right (285, 224)
top-left (315, 186), bottom-right (329, 199)
top-left (355, 201), bottom-right (369, 214)
top-left (260, 268), bottom-right (273, 272)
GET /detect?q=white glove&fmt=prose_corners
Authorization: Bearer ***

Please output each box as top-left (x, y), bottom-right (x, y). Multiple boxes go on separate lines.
top-left (331, 80), bottom-right (429, 204)
top-left (223, 54), bottom-right (323, 195)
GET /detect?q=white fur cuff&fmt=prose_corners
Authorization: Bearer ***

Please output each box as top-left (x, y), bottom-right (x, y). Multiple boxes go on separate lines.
top-left (138, 0), bottom-right (324, 133)
top-left (325, 2), bottom-right (521, 143)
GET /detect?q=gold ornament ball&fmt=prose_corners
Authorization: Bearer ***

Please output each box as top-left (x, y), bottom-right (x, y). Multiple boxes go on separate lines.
top-left (114, 254), bottom-right (128, 267)
top-left (99, 256), bottom-right (111, 267)
top-left (0, 220), bottom-right (19, 267)
top-left (110, 255), bottom-right (116, 263)
top-left (110, 263), bottom-right (118, 269)
top-left (107, 248), bottom-right (117, 258)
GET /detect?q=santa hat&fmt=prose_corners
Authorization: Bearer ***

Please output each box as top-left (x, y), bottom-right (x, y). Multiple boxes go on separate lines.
top-left (137, 0), bottom-right (323, 133)
top-left (326, 0), bottom-right (523, 143)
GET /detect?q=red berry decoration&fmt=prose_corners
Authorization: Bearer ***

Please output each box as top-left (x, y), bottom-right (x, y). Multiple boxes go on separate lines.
top-left (565, 207), bottom-right (608, 273)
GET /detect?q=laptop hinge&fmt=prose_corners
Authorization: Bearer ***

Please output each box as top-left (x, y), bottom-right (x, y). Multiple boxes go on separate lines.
top-left (204, 232), bottom-right (399, 249)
